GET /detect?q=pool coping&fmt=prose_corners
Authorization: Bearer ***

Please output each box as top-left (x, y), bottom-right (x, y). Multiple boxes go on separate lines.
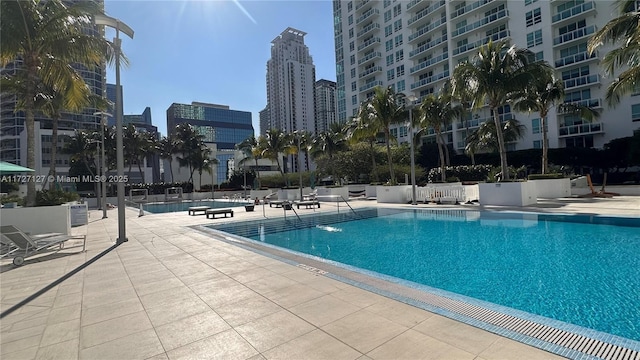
top-left (193, 207), bottom-right (640, 360)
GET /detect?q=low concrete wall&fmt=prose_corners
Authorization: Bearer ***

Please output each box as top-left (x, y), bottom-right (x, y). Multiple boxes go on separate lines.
top-left (479, 182), bottom-right (537, 206)
top-left (316, 186), bottom-right (350, 200)
top-left (530, 178), bottom-right (571, 198)
top-left (0, 204), bottom-right (71, 235)
top-left (377, 185), bottom-right (411, 203)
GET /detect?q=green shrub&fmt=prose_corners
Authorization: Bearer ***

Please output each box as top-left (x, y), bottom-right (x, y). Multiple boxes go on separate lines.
top-left (0, 181), bottom-right (19, 194)
top-left (0, 194), bottom-right (24, 206)
top-left (35, 190), bottom-right (80, 206)
top-left (428, 165), bottom-right (492, 182)
top-left (528, 173), bottom-right (565, 180)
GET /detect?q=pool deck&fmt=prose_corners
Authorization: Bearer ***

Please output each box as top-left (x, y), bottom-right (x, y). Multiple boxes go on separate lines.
top-left (1, 196), bottom-right (639, 359)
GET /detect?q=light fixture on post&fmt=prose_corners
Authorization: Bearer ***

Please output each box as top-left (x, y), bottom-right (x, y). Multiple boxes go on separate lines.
top-left (93, 111), bottom-right (111, 220)
top-left (403, 93), bottom-right (418, 205)
top-left (94, 14), bottom-right (134, 244)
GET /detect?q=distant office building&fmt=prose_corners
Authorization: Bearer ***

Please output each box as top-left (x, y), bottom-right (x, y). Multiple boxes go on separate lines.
top-left (264, 27), bottom-right (317, 135)
top-left (333, 0), bottom-right (639, 152)
top-left (105, 83), bottom-right (119, 126)
top-left (123, 107), bottom-right (152, 126)
top-left (123, 106), bottom-right (160, 183)
top-left (259, 106), bottom-right (270, 136)
top-left (166, 102), bottom-right (253, 186)
top-left (314, 79), bottom-right (337, 133)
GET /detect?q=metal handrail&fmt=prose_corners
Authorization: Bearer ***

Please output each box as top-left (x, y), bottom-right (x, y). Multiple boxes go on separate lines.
top-left (339, 196), bottom-right (359, 217)
top-left (283, 201), bottom-right (301, 221)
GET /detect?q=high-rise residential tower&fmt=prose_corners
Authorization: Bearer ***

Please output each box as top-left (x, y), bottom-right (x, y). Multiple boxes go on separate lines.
top-left (314, 79), bottom-right (338, 134)
top-left (264, 27), bottom-right (317, 135)
top-left (333, 0), bottom-right (639, 152)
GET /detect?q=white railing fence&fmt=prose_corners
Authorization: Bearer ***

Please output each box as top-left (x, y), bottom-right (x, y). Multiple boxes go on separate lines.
top-left (407, 184), bottom-right (479, 203)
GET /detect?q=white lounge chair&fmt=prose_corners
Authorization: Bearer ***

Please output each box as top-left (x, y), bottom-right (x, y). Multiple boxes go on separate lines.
top-left (0, 225), bottom-right (86, 266)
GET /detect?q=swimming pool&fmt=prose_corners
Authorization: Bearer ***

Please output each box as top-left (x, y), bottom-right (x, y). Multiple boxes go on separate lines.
top-left (142, 200), bottom-right (246, 214)
top-left (208, 208), bottom-right (640, 345)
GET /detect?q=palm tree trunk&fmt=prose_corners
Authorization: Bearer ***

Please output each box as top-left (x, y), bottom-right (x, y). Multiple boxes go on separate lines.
top-left (370, 141), bottom-right (379, 182)
top-left (254, 158), bottom-right (261, 188)
top-left (25, 77), bottom-right (37, 206)
top-left (168, 157), bottom-right (174, 181)
top-left (541, 116), bottom-right (549, 174)
top-left (492, 106), bottom-right (510, 181)
top-left (385, 129), bottom-right (395, 184)
top-left (137, 157), bottom-right (145, 183)
top-left (436, 130), bottom-right (446, 182)
top-left (49, 115), bottom-right (59, 190)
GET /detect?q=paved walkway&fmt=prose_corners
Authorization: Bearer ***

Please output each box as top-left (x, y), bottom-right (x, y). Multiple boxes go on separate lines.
top-left (1, 197), bottom-right (638, 359)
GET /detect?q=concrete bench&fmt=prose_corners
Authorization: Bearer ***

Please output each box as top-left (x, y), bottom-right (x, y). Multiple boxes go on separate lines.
top-left (296, 200), bottom-right (320, 209)
top-left (206, 208), bottom-right (234, 219)
top-left (188, 206), bottom-right (210, 216)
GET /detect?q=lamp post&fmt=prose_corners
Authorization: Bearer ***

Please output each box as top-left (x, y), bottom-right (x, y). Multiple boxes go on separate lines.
top-left (404, 93), bottom-right (418, 205)
top-left (95, 14), bottom-right (134, 244)
top-left (296, 131), bottom-right (303, 201)
top-left (93, 111), bottom-right (111, 219)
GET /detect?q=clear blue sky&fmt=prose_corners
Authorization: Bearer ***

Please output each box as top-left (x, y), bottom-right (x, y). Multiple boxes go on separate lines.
top-left (104, 0), bottom-right (336, 137)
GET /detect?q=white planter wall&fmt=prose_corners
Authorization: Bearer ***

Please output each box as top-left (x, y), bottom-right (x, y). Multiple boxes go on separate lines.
top-left (376, 185), bottom-right (411, 203)
top-left (316, 186), bottom-right (350, 200)
top-left (0, 204), bottom-right (71, 235)
top-left (530, 178), bottom-right (571, 198)
top-left (365, 185), bottom-right (377, 198)
top-left (478, 182), bottom-right (537, 206)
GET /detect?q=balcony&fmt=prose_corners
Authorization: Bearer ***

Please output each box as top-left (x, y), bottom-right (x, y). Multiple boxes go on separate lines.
top-left (357, 22), bottom-right (380, 37)
top-left (409, 34), bottom-right (447, 58)
top-left (450, 0), bottom-right (494, 19)
top-left (408, 0), bottom-right (446, 27)
top-left (358, 51), bottom-right (382, 66)
top-left (406, 0), bottom-right (422, 11)
top-left (410, 53), bottom-right (449, 74)
top-left (452, 8), bottom-right (508, 38)
top-left (355, 0), bottom-right (372, 13)
top-left (410, 70), bottom-right (450, 90)
top-left (453, 30), bottom-right (510, 56)
top-left (554, 51), bottom-right (597, 68)
top-left (558, 98), bottom-right (603, 113)
top-left (456, 118), bottom-right (481, 130)
top-left (357, 37), bottom-right (381, 52)
top-left (408, 16), bottom-right (447, 43)
top-left (552, 1), bottom-right (595, 24)
top-left (563, 74), bottom-right (600, 90)
top-left (359, 66), bottom-right (383, 79)
top-left (553, 25), bottom-right (596, 46)
top-left (359, 80), bottom-right (384, 92)
top-left (356, 8), bottom-right (380, 25)
top-left (559, 122), bottom-right (603, 137)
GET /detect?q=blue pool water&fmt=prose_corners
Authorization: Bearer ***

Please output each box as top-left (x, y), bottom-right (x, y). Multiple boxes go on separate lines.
top-left (209, 208), bottom-right (640, 342)
top-left (143, 200), bottom-right (246, 214)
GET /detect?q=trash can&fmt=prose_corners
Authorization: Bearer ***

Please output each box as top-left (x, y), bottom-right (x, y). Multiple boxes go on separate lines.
top-left (244, 204), bottom-right (255, 212)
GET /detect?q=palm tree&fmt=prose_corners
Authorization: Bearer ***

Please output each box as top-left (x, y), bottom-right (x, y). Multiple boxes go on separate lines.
top-left (158, 136), bottom-right (179, 181)
top-left (311, 122), bottom-right (349, 184)
top-left (193, 145), bottom-right (218, 190)
top-left (453, 40), bottom-right (541, 181)
top-left (418, 86), bottom-right (463, 182)
top-left (0, 0), bottom-right (115, 206)
top-left (298, 130), bottom-right (314, 171)
top-left (357, 86), bottom-right (406, 184)
top-left (513, 73), bottom-right (600, 174)
top-left (174, 123), bottom-right (206, 185)
top-left (588, 0), bottom-right (640, 105)
top-left (346, 114), bottom-right (381, 183)
top-left (465, 117), bottom-right (527, 157)
top-left (261, 128), bottom-right (292, 177)
top-left (236, 135), bottom-right (263, 188)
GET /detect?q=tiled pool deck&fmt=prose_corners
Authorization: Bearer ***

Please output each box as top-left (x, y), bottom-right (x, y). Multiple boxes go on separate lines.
top-left (1, 196), bottom-right (639, 359)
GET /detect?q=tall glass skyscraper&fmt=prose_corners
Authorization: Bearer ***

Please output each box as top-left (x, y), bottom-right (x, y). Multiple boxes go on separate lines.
top-left (166, 102), bottom-right (253, 184)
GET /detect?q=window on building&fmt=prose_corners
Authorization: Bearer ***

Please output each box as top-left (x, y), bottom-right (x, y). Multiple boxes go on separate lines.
top-left (386, 39), bottom-right (393, 51)
top-left (394, 34), bottom-right (403, 47)
top-left (350, 68), bottom-right (356, 78)
top-left (352, 94), bottom-right (358, 105)
top-left (561, 65), bottom-right (589, 81)
top-left (560, 42), bottom-right (588, 58)
top-left (386, 54), bottom-right (394, 66)
top-left (352, 81), bottom-right (357, 91)
top-left (531, 118), bottom-right (541, 134)
top-left (525, 8), bottom-right (541, 26)
top-left (393, 19), bottom-right (402, 32)
top-left (533, 140), bottom-right (542, 149)
top-left (535, 51), bottom-right (544, 61)
top-left (399, 126), bottom-right (408, 137)
top-left (397, 79), bottom-right (405, 92)
top-left (385, 25), bottom-right (392, 37)
top-left (383, 0), bottom-right (391, 8)
top-left (525, 0), bottom-right (539, 5)
top-left (526, 30), bottom-right (543, 47)
top-left (396, 65), bottom-right (405, 77)
top-left (350, 54), bottom-right (356, 65)
top-left (349, 41), bottom-right (355, 52)
top-left (348, 14), bottom-right (353, 25)
top-left (558, 19), bottom-right (586, 35)
top-left (349, 28), bottom-right (354, 39)
top-left (387, 69), bottom-right (395, 81)
top-left (384, 10), bottom-right (392, 22)
top-left (632, 104), bottom-right (640, 121)
top-left (347, 1), bottom-right (353, 11)
top-left (393, 3), bottom-right (401, 17)
top-left (395, 49), bottom-right (404, 62)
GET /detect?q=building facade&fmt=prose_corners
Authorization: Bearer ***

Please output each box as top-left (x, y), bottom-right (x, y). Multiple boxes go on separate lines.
top-left (314, 79), bottom-right (338, 134)
top-left (166, 102), bottom-right (254, 185)
top-left (333, 0), bottom-right (640, 153)
top-left (264, 27), bottom-right (317, 135)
